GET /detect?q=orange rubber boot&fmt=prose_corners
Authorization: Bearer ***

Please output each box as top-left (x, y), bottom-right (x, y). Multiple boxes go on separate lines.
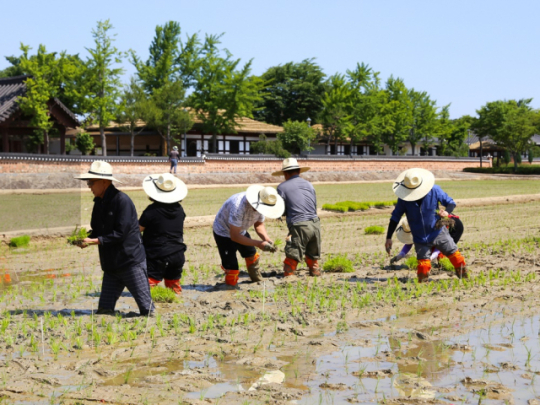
top-left (305, 257), bottom-right (321, 277)
top-left (221, 266), bottom-right (240, 286)
top-left (283, 258), bottom-right (298, 277)
top-left (417, 259), bottom-right (431, 283)
top-left (164, 279), bottom-right (182, 294)
top-left (148, 277), bottom-right (161, 287)
top-left (448, 250), bottom-right (468, 279)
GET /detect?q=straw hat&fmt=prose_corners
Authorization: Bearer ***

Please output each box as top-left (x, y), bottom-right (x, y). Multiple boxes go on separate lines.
top-left (246, 185), bottom-right (285, 219)
top-left (74, 161), bottom-right (122, 183)
top-left (271, 158), bottom-right (310, 176)
top-left (392, 168), bottom-right (435, 201)
top-left (173, 146), bottom-right (178, 151)
top-left (143, 173), bottom-right (188, 203)
top-left (396, 217), bottom-right (413, 244)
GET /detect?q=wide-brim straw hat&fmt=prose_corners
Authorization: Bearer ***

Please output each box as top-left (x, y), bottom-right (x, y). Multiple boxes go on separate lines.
top-left (246, 185), bottom-right (285, 219)
top-left (396, 217), bottom-right (413, 244)
top-left (271, 158), bottom-right (310, 176)
top-left (392, 168), bottom-right (435, 201)
top-left (143, 173), bottom-right (188, 203)
top-left (74, 160), bottom-right (122, 183)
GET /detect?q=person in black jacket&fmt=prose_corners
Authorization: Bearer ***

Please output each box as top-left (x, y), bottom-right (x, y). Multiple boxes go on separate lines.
top-left (139, 173), bottom-right (188, 294)
top-left (75, 161), bottom-right (154, 316)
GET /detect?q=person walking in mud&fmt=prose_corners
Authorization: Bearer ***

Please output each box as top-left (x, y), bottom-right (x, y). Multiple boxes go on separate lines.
top-left (139, 173), bottom-right (188, 294)
top-left (213, 185), bottom-right (283, 285)
top-left (390, 215), bottom-right (464, 265)
top-left (385, 168), bottom-right (468, 282)
top-left (272, 158), bottom-right (321, 277)
top-left (75, 161), bottom-right (155, 317)
top-left (169, 146), bottom-right (180, 174)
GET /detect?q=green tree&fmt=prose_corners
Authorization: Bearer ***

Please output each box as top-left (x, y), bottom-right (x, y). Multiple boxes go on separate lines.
top-left (407, 89), bottom-right (438, 156)
top-left (131, 21), bottom-right (201, 92)
top-left (141, 80), bottom-right (192, 155)
top-left (83, 20), bottom-right (124, 156)
top-left (188, 35), bottom-right (263, 153)
top-left (345, 63), bottom-right (389, 154)
top-left (0, 56), bottom-right (24, 78)
top-left (254, 59), bottom-right (327, 126)
top-left (319, 74), bottom-right (351, 154)
top-left (473, 99), bottom-right (537, 171)
top-left (75, 132), bottom-right (95, 155)
top-left (116, 78), bottom-right (147, 156)
top-left (438, 113), bottom-right (473, 157)
top-left (380, 77), bottom-right (412, 155)
top-left (277, 120), bottom-right (317, 154)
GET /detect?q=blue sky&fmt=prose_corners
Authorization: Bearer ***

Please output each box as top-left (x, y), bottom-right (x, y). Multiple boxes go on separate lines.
top-left (1, 0), bottom-right (538, 119)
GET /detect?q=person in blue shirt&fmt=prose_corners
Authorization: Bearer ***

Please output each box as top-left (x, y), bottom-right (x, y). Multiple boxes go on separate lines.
top-left (384, 168), bottom-right (468, 282)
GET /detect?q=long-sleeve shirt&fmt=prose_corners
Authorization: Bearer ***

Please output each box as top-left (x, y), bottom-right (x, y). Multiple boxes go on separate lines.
top-left (89, 185), bottom-right (146, 273)
top-left (390, 185), bottom-right (456, 244)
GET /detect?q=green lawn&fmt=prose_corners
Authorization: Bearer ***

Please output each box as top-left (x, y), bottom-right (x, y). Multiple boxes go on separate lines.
top-left (1, 179), bottom-right (539, 232)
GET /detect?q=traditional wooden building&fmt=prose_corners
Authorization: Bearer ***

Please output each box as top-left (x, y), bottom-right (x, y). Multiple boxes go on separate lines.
top-left (0, 76), bottom-right (80, 154)
top-left (83, 116), bottom-right (284, 157)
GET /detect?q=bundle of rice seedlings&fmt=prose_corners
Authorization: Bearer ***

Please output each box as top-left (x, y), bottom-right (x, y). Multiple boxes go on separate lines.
top-left (323, 255), bottom-right (354, 273)
top-left (151, 286), bottom-right (180, 303)
top-left (9, 235), bottom-right (30, 248)
top-left (404, 256), bottom-right (418, 269)
top-left (439, 257), bottom-right (455, 272)
top-left (364, 226), bottom-right (385, 235)
top-left (67, 227), bottom-right (88, 246)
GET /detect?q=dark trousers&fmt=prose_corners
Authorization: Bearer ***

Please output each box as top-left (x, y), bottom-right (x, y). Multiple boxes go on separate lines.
top-left (213, 231), bottom-right (256, 270)
top-left (147, 250), bottom-right (185, 281)
top-left (98, 261), bottom-right (154, 315)
top-left (170, 159), bottom-right (178, 173)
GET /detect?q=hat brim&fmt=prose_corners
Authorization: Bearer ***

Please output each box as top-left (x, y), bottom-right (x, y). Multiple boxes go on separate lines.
top-left (392, 168), bottom-right (434, 201)
top-left (271, 166), bottom-right (310, 177)
top-left (245, 185), bottom-right (285, 219)
top-left (396, 226), bottom-right (414, 244)
top-left (143, 175), bottom-right (188, 203)
top-left (74, 173), bottom-right (122, 183)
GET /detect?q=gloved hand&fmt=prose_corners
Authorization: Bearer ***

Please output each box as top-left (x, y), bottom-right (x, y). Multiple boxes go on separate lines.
top-left (261, 241), bottom-right (278, 253)
top-left (390, 254), bottom-right (404, 264)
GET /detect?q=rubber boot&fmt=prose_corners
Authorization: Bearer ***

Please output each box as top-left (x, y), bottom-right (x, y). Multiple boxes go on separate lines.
top-left (283, 257), bottom-right (298, 277)
top-left (417, 259), bottom-right (431, 283)
top-left (164, 279), bottom-right (182, 294)
top-left (305, 257), bottom-right (321, 277)
top-left (148, 277), bottom-right (161, 288)
top-left (245, 253), bottom-right (263, 282)
top-left (222, 266), bottom-right (240, 286)
top-left (448, 250), bottom-right (468, 279)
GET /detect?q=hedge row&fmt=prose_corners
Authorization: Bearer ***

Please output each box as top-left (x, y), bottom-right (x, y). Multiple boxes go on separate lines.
top-left (464, 165), bottom-right (540, 175)
top-left (322, 200), bottom-right (397, 213)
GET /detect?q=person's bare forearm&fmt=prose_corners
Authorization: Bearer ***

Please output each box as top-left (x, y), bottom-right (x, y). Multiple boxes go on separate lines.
top-left (231, 232), bottom-right (263, 248)
top-left (254, 223), bottom-right (271, 242)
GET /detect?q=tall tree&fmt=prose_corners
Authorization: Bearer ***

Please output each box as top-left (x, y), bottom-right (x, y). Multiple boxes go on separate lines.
top-left (141, 80), bottom-right (192, 154)
top-left (116, 78), bottom-right (147, 156)
top-left (407, 89), bottom-right (438, 155)
top-left (345, 63), bottom-right (389, 154)
top-left (319, 74), bottom-right (350, 154)
top-left (253, 59), bottom-right (327, 125)
top-left (131, 21), bottom-right (201, 92)
top-left (188, 35), bottom-right (263, 152)
top-left (83, 20), bottom-right (124, 156)
top-left (380, 77), bottom-right (412, 155)
top-left (437, 113), bottom-right (472, 157)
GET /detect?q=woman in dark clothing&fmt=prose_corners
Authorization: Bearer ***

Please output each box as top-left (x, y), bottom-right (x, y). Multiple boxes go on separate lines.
top-left (139, 173), bottom-right (188, 294)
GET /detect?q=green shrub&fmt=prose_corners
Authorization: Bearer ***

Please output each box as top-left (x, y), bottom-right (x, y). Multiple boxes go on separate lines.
top-left (9, 235), bottom-right (30, 248)
top-left (364, 226), bottom-right (385, 235)
top-left (323, 255), bottom-right (354, 273)
top-left (67, 227), bottom-right (89, 246)
top-left (151, 286), bottom-right (180, 303)
top-left (404, 256), bottom-right (418, 269)
top-left (75, 132), bottom-right (95, 155)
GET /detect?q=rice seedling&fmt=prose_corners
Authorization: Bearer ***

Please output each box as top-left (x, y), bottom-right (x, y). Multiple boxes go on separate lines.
top-left (323, 255), bottom-right (354, 273)
top-left (364, 226), bottom-right (385, 235)
top-left (9, 235), bottom-right (30, 248)
top-left (150, 286), bottom-right (179, 303)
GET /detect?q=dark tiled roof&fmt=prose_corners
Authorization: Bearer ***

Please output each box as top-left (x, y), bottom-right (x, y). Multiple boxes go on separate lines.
top-left (0, 75), bottom-right (27, 124)
top-left (0, 76), bottom-right (80, 127)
